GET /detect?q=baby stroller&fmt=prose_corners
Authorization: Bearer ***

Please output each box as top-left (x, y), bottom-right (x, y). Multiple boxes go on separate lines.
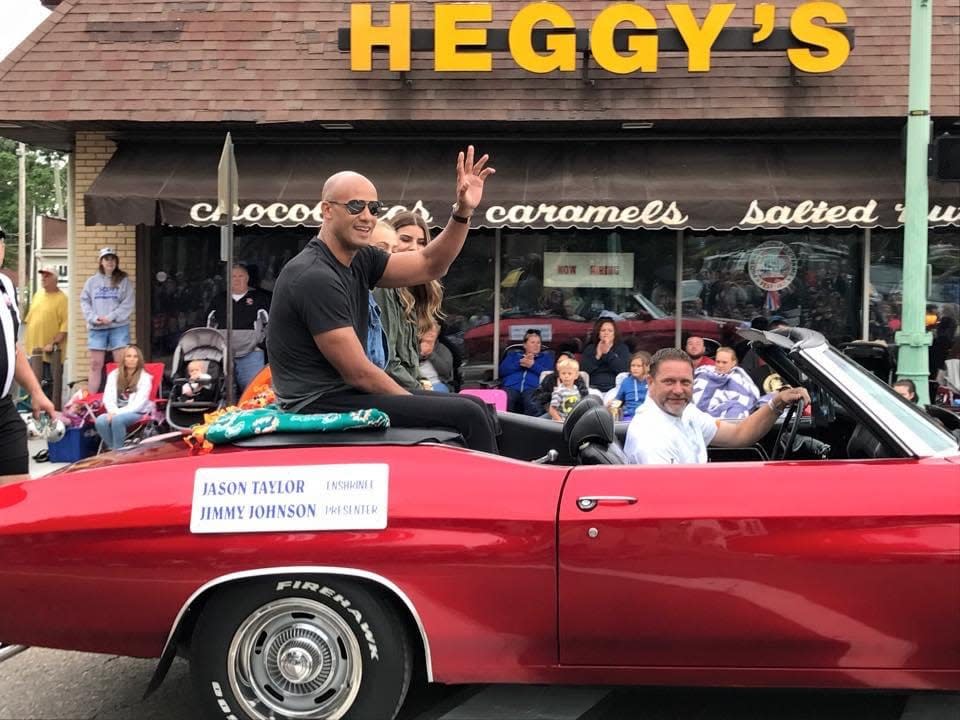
top-left (166, 327), bottom-right (228, 431)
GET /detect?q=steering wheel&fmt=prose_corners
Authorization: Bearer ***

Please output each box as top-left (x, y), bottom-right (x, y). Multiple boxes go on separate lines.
top-left (772, 398), bottom-right (806, 460)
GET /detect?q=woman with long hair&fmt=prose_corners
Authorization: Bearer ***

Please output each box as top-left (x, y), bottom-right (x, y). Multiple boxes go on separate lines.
top-left (580, 317), bottom-right (630, 392)
top-left (391, 211), bottom-right (445, 341)
top-left (373, 212), bottom-right (446, 390)
top-left (94, 344), bottom-right (153, 450)
top-left (81, 247), bottom-right (134, 393)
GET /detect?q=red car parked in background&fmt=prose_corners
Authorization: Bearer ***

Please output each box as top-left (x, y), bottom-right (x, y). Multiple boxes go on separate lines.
top-left (463, 292), bottom-right (744, 361)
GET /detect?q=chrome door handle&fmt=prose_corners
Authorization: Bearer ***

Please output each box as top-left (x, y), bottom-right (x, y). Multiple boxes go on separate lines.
top-left (576, 496), bottom-right (638, 512)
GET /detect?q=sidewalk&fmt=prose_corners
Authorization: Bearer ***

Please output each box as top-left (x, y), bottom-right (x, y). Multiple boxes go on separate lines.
top-left (28, 434), bottom-right (70, 479)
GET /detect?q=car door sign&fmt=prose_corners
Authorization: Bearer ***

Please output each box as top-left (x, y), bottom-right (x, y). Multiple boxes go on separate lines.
top-left (190, 464), bottom-right (389, 533)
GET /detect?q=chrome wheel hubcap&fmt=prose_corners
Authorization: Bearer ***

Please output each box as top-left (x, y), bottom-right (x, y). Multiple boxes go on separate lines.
top-left (227, 598), bottom-right (362, 720)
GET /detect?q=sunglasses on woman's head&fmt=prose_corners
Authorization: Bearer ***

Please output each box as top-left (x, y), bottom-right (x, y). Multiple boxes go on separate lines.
top-left (326, 199), bottom-right (385, 216)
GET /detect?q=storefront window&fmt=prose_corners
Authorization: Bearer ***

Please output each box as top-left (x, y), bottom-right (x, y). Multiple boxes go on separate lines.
top-left (143, 222), bottom-right (941, 382)
top-left (684, 229), bottom-right (864, 348)
top-left (437, 229), bottom-right (496, 374)
top-left (869, 228), bottom-right (960, 373)
top-left (484, 229), bottom-right (679, 364)
top-left (147, 223), bottom-right (495, 374)
top-left (148, 225), bottom-right (312, 364)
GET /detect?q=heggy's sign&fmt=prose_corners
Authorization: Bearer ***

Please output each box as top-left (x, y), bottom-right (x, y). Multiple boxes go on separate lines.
top-left (341, 2), bottom-right (853, 74)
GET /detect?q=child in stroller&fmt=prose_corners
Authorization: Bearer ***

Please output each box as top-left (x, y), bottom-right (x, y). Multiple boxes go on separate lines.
top-left (167, 327), bottom-right (228, 430)
top-left (179, 360), bottom-right (218, 404)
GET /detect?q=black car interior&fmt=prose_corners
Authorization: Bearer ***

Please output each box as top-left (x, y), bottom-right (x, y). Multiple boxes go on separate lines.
top-left (500, 329), bottom-right (922, 465)
top-left (232, 329), bottom-right (953, 465)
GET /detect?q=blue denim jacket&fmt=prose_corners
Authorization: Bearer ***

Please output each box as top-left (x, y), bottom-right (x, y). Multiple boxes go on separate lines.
top-left (366, 291), bottom-right (387, 369)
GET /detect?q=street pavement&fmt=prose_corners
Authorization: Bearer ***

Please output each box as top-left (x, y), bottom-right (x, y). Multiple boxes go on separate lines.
top-left (27, 434), bottom-right (70, 477)
top-left (0, 647), bottom-right (956, 720)
top-left (3, 438), bottom-right (957, 720)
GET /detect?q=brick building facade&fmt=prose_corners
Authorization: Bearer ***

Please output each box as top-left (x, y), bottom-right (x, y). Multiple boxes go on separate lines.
top-left (72, 132), bottom-right (136, 382)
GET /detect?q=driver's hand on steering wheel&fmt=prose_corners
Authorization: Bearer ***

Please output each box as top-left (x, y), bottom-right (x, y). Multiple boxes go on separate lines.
top-left (771, 386), bottom-right (811, 412)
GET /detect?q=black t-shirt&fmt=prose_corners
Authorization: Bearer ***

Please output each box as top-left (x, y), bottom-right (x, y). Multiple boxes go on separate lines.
top-left (208, 287), bottom-right (273, 356)
top-left (267, 237), bottom-right (389, 411)
top-left (208, 287), bottom-right (272, 330)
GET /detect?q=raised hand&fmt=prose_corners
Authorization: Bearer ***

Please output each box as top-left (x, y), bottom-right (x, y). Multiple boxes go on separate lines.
top-left (455, 145), bottom-right (495, 214)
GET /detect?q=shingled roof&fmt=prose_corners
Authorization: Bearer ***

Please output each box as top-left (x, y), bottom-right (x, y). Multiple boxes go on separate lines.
top-left (0, 0), bottom-right (957, 128)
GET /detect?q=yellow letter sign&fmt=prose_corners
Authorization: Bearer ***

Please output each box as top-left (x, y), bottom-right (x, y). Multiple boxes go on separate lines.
top-left (350, 3), bottom-right (411, 71)
top-left (591, 3), bottom-right (659, 74)
top-left (346, 2), bottom-right (853, 75)
top-left (788, 1), bottom-right (851, 73)
top-left (509, 2), bottom-right (577, 73)
top-left (435, 3), bottom-right (493, 71)
top-left (668, 3), bottom-right (735, 72)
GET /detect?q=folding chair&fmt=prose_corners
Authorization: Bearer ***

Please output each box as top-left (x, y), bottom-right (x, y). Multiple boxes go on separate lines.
top-left (239, 365), bottom-right (273, 404)
top-left (538, 369), bottom-right (593, 390)
top-left (603, 372), bottom-right (630, 405)
top-left (95, 362), bottom-right (167, 450)
top-left (459, 388), bottom-right (508, 412)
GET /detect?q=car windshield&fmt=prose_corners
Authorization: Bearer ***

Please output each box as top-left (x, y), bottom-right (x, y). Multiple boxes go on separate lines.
top-left (630, 293), bottom-right (668, 319)
top-left (803, 344), bottom-right (958, 457)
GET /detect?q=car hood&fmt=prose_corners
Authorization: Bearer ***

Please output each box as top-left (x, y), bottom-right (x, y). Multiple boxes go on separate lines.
top-left (43, 433), bottom-right (192, 477)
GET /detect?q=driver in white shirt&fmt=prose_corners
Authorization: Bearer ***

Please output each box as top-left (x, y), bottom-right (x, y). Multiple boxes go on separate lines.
top-left (624, 348), bottom-right (809, 465)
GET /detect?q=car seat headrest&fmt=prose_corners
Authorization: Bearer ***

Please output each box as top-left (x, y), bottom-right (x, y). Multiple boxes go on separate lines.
top-left (845, 422), bottom-right (892, 460)
top-left (562, 395), bottom-right (603, 446)
top-left (568, 406), bottom-right (617, 458)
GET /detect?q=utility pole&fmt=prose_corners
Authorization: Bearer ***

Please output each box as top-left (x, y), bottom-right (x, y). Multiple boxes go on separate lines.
top-left (53, 162), bottom-right (64, 217)
top-left (896, 0), bottom-right (933, 405)
top-left (17, 142), bottom-right (26, 312)
top-left (217, 133), bottom-right (238, 406)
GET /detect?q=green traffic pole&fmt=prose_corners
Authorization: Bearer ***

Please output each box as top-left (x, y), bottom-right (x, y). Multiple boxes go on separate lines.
top-left (895, 0), bottom-right (934, 405)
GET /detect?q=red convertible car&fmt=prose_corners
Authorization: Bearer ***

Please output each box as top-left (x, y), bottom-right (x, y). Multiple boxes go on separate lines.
top-left (0, 328), bottom-right (958, 720)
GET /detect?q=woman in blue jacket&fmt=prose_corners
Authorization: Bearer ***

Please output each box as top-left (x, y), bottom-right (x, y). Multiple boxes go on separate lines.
top-left (498, 328), bottom-right (554, 415)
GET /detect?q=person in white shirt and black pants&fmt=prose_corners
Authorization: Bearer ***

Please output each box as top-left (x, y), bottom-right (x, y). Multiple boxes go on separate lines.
top-left (0, 228), bottom-right (57, 482)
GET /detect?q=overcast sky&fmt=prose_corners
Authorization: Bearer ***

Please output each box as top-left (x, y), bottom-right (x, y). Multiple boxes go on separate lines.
top-left (0, 0), bottom-right (50, 61)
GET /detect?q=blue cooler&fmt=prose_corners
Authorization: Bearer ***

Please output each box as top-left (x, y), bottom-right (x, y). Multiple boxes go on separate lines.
top-left (47, 426), bottom-right (100, 463)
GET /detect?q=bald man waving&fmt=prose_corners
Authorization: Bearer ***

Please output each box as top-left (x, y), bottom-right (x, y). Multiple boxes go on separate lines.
top-left (267, 146), bottom-right (499, 452)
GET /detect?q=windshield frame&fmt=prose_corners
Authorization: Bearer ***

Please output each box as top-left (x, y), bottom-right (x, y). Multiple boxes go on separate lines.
top-left (630, 293), bottom-right (667, 319)
top-left (798, 344), bottom-right (959, 458)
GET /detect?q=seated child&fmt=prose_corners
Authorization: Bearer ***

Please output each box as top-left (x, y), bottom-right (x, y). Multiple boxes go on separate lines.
top-left (610, 351), bottom-right (650, 420)
top-left (179, 359), bottom-right (217, 404)
top-left (532, 351), bottom-right (589, 415)
top-left (549, 356), bottom-right (584, 422)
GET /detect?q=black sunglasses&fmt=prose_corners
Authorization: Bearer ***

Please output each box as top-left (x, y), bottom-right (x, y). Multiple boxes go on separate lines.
top-left (326, 199), bottom-right (385, 216)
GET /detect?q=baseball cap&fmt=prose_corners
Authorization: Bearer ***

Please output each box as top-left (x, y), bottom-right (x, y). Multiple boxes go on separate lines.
top-left (39, 265), bottom-right (57, 276)
top-left (98, 246), bottom-right (118, 260)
